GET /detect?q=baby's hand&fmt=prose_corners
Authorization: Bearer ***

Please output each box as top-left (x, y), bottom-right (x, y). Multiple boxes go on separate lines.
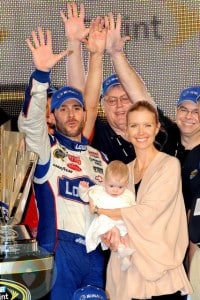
top-left (79, 180), bottom-right (89, 188)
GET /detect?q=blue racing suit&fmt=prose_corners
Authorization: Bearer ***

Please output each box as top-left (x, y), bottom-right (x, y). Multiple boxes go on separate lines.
top-left (18, 70), bottom-right (107, 299)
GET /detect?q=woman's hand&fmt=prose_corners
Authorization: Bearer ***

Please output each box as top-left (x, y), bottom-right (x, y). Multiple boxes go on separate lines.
top-left (101, 227), bottom-right (121, 251)
top-left (120, 233), bottom-right (130, 247)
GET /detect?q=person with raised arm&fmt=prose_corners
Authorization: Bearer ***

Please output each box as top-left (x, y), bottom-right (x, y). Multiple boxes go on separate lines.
top-left (18, 17), bottom-right (108, 299)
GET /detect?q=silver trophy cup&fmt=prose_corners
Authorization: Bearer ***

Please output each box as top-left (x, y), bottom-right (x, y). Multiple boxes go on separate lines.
top-left (0, 122), bottom-right (54, 299)
top-left (0, 122), bottom-right (38, 257)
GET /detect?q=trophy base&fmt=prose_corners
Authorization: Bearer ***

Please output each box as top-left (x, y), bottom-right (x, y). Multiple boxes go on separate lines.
top-left (0, 224), bottom-right (38, 258)
top-left (0, 225), bottom-right (54, 299)
top-left (0, 253), bottom-right (54, 300)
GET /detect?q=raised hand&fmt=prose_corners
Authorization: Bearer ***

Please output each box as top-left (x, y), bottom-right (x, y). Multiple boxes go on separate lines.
top-left (26, 27), bottom-right (71, 72)
top-left (105, 13), bottom-right (130, 55)
top-left (60, 2), bottom-right (89, 42)
top-left (83, 16), bottom-right (107, 54)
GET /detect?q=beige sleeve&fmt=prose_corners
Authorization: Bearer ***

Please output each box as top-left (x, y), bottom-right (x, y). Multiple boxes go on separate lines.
top-left (121, 156), bottom-right (188, 280)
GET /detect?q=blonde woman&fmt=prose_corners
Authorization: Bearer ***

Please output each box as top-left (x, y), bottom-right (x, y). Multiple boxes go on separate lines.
top-left (93, 101), bottom-right (192, 300)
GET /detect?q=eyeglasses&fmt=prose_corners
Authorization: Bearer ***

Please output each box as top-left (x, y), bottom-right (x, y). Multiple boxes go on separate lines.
top-left (103, 95), bottom-right (131, 106)
top-left (177, 106), bottom-right (199, 117)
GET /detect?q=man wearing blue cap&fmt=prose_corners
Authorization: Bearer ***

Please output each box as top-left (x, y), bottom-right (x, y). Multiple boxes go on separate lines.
top-left (18, 17), bottom-right (108, 300)
top-left (176, 87), bottom-right (200, 300)
top-left (90, 73), bottom-right (133, 163)
top-left (172, 86), bottom-right (200, 212)
top-left (64, 8), bottom-right (173, 163)
top-left (86, 14), bottom-right (175, 163)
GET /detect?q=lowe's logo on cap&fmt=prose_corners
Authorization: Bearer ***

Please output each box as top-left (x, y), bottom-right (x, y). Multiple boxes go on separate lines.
top-left (51, 86), bottom-right (84, 111)
top-left (102, 74), bottom-right (120, 96)
top-left (177, 86), bottom-right (200, 106)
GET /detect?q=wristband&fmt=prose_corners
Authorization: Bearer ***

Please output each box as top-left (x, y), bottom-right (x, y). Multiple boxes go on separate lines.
top-left (94, 205), bottom-right (99, 215)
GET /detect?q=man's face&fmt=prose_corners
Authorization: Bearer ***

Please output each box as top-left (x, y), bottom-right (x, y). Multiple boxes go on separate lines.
top-left (53, 99), bottom-right (85, 141)
top-left (101, 85), bottom-right (132, 133)
top-left (176, 101), bottom-right (200, 136)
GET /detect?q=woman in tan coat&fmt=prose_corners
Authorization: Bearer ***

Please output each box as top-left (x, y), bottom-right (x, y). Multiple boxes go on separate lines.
top-left (93, 101), bottom-right (192, 300)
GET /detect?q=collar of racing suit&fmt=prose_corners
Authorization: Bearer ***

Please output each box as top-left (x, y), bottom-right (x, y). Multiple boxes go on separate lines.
top-left (53, 130), bottom-right (88, 152)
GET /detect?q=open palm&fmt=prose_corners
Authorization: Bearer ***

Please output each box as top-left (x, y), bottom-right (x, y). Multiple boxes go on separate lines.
top-left (26, 27), bottom-right (71, 72)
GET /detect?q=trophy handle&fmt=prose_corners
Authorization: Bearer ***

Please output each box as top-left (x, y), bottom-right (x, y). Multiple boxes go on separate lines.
top-left (9, 153), bottom-right (38, 225)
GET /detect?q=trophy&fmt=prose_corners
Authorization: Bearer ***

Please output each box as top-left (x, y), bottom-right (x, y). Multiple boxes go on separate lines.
top-left (0, 122), bottom-right (54, 299)
top-left (0, 122), bottom-right (39, 257)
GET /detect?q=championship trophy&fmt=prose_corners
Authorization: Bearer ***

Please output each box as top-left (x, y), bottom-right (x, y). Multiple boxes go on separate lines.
top-left (0, 122), bottom-right (54, 299)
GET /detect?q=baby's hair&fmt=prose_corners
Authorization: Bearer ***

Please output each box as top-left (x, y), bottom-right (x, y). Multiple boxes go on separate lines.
top-left (105, 160), bottom-right (129, 182)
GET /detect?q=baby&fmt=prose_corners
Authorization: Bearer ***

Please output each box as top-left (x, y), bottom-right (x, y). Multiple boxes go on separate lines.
top-left (79, 160), bottom-right (136, 271)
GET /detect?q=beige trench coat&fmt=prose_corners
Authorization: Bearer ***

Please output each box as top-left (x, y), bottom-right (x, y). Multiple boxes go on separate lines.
top-left (106, 152), bottom-right (193, 300)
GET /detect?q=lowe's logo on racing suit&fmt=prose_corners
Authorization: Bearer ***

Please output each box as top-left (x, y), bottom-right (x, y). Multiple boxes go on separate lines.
top-left (75, 144), bottom-right (87, 151)
top-left (58, 176), bottom-right (94, 202)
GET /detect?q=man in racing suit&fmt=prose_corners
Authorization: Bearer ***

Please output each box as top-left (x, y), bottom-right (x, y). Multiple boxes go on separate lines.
top-left (18, 24), bottom-right (107, 299)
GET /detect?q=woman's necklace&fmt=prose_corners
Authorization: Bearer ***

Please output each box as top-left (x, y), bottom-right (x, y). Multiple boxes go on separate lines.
top-left (134, 150), bottom-right (158, 183)
top-left (134, 162), bottom-right (147, 183)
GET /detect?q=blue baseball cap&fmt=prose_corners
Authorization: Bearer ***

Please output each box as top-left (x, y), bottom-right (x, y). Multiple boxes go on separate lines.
top-left (177, 86), bottom-right (200, 107)
top-left (51, 86), bottom-right (84, 112)
top-left (72, 285), bottom-right (107, 300)
top-left (102, 74), bottom-right (121, 96)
